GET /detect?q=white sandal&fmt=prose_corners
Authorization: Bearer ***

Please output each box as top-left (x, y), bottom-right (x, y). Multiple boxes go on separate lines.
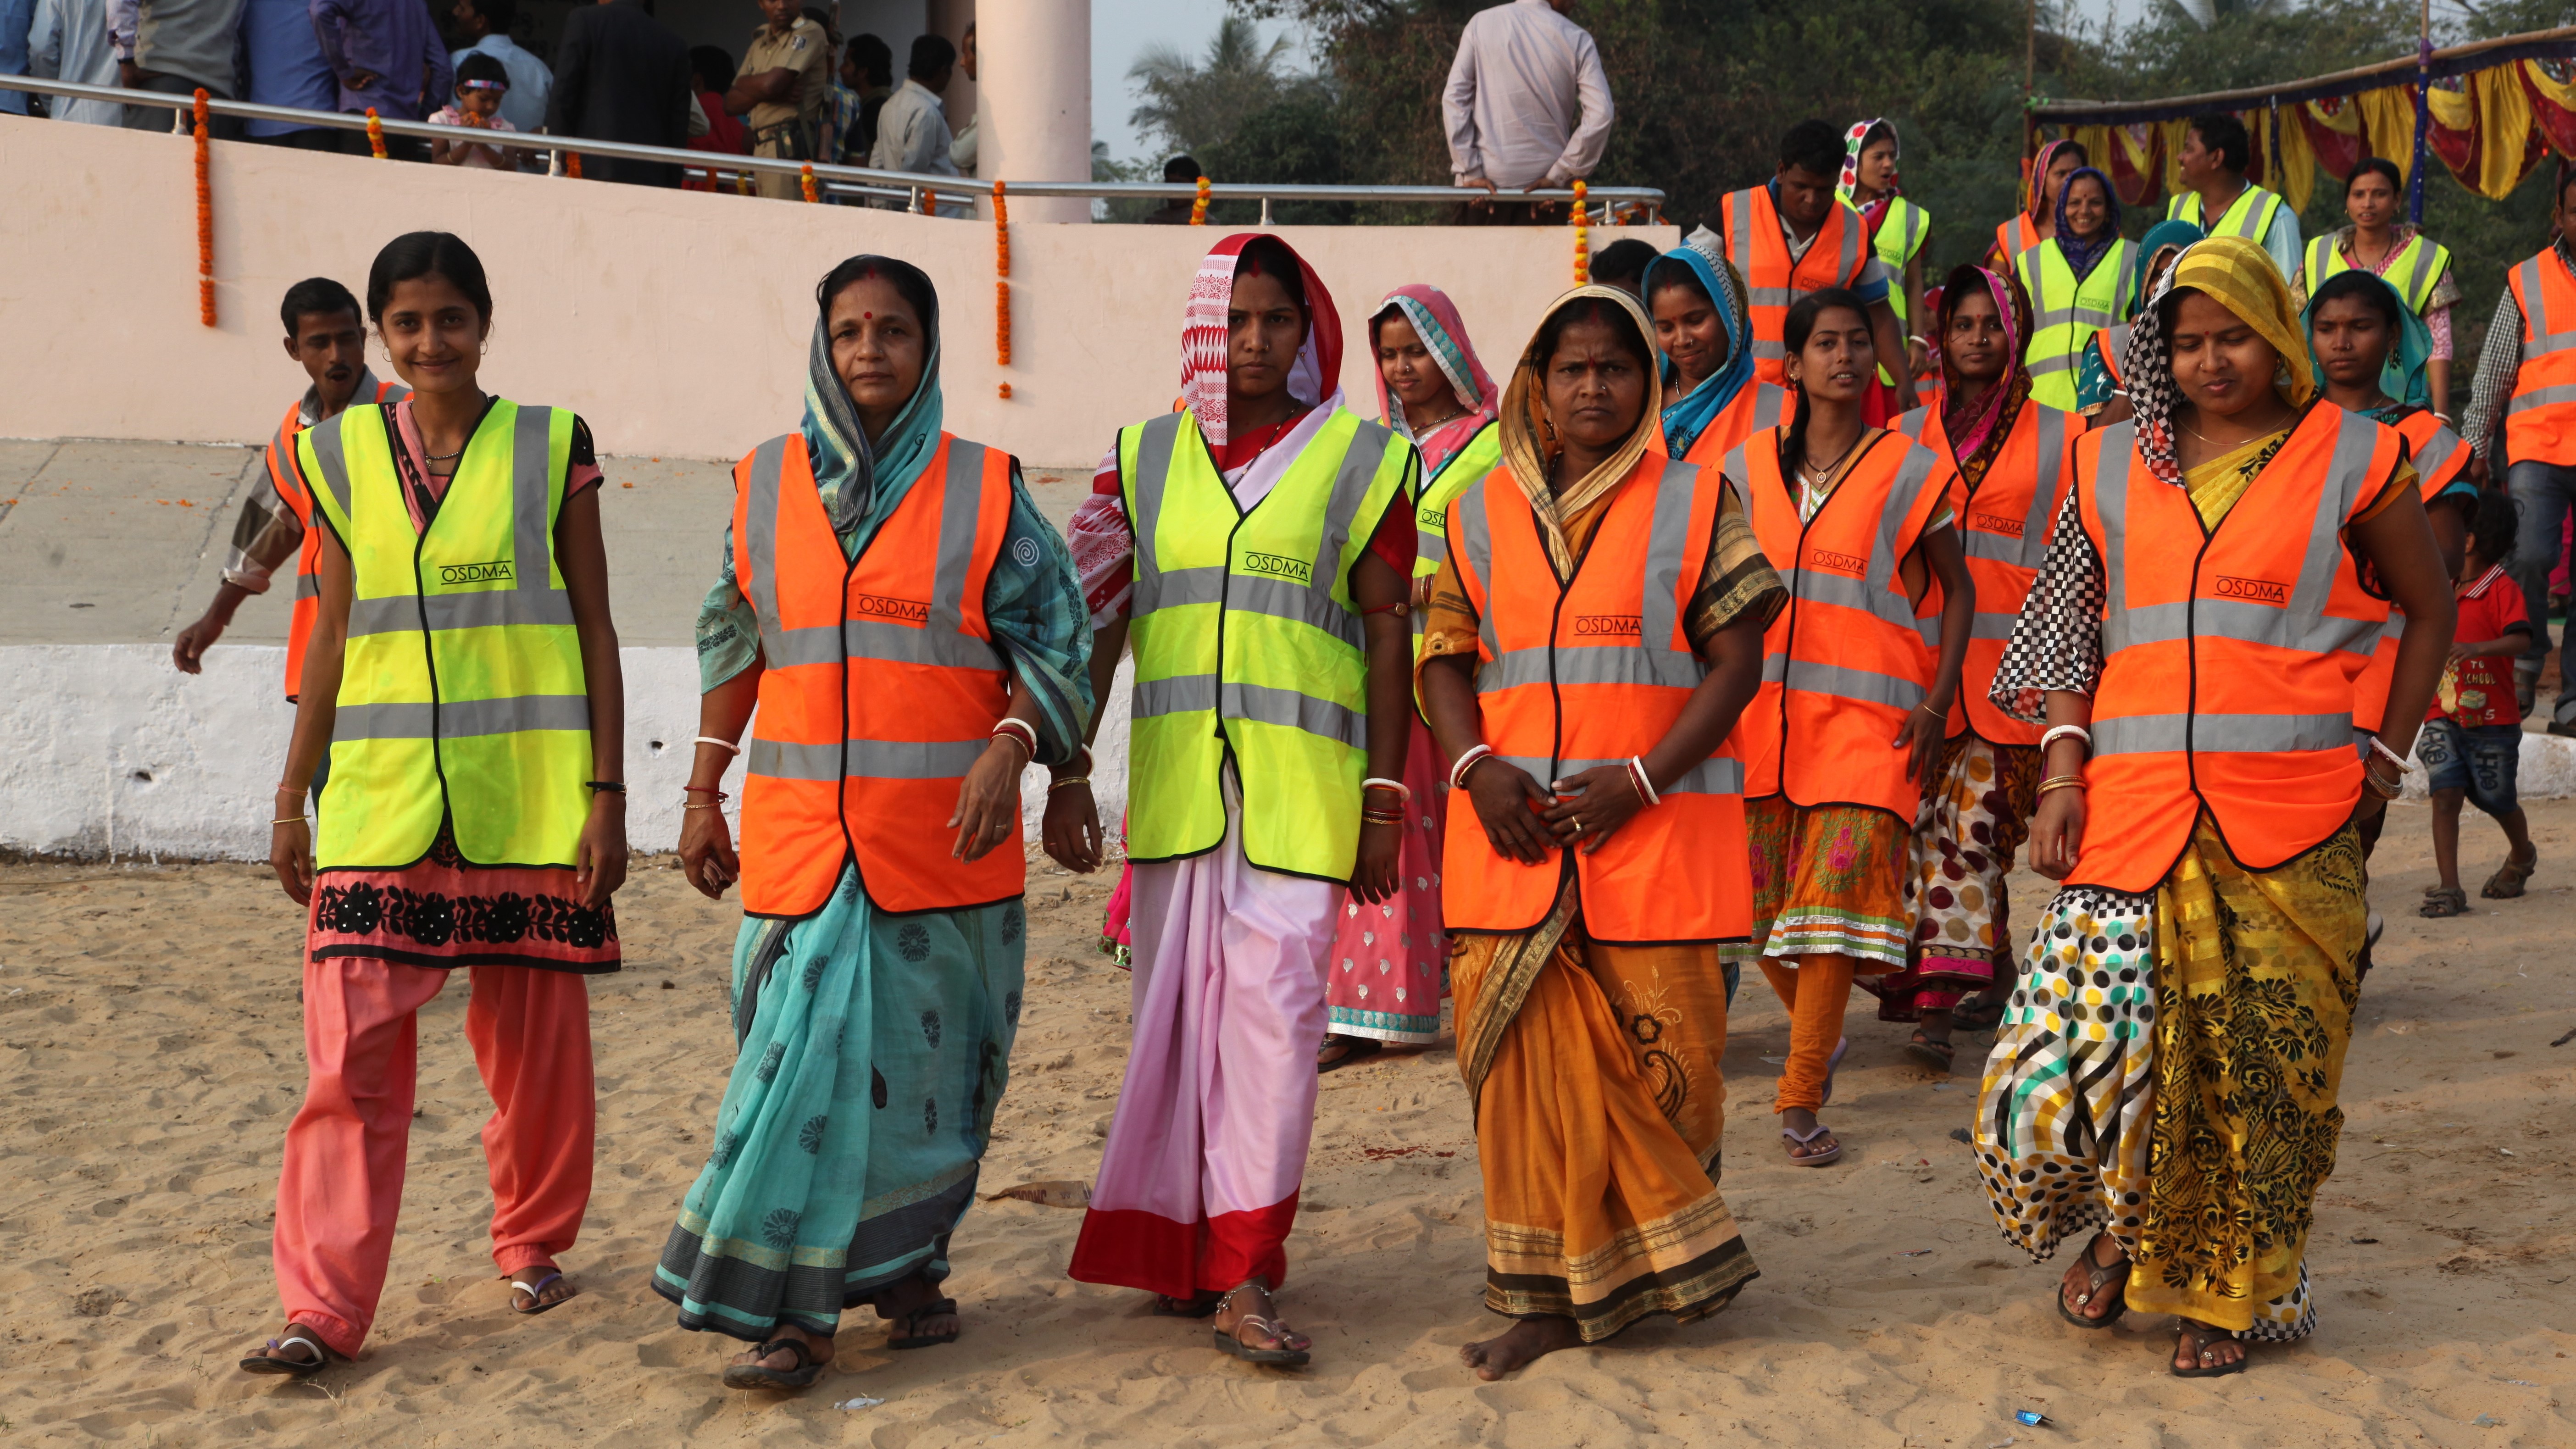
top-left (1210, 1282), bottom-right (1311, 1366)
top-left (1782, 1121), bottom-right (1843, 1166)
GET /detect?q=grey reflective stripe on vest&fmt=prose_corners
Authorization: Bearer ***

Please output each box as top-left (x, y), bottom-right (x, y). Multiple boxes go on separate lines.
top-left (294, 572), bottom-right (321, 601)
top-left (1136, 672), bottom-right (1363, 749)
top-left (2507, 383), bottom-right (2576, 416)
top-left (2386, 237), bottom-right (2432, 309)
top-left (2222, 188), bottom-right (2277, 240)
top-left (1493, 751), bottom-right (1745, 797)
top-left (1126, 412), bottom-right (1188, 615)
top-left (306, 413), bottom-right (355, 522)
top-left (740, 434), bottom-right (999, 672)
top-left (749, 736), bottom-right (988, 782)
top-left (741, 434), bottom-right (791, 664)
top-left (1891, 406), bottom-right (1930, 442)
top-left (1754, 385), bottom-right (1785, 431)
top-left (1465, 462), bottom-right (1707, 699)
top-left (1761, 437), bottom-right (1943, 710)
top-left (333, 694), bottom-right (591, 740)
top-left (2412, 424), bottom-right (2462, 484)
top-left (1454, 475), bottom-right (1505, 666)
top-left (348, 590), bottom-right (577, 637)
top-left (1831, 201), bottom-right (1863, 284)
top-left (2027, 352), bottom-right (2080, 378)
top-left (506, 405), bottom-right (560, 595)
top-left (1760, 653), bottom-right (1928, 710)
top-left (1891, 199), bottom-right (1925, 260)
top-left (1725, 189), bottom-right (1758, 294)
top-left (2093, 711), bottom-right (2355, 756)
top-left (1958, 407), bottom-right (2067, 581)
top-left (2099, 411), bottom-right (2385, 660)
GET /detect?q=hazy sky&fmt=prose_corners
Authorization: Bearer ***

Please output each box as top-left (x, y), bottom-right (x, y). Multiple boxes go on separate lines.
top-left (1092, 0), bottom-right (1300, 165)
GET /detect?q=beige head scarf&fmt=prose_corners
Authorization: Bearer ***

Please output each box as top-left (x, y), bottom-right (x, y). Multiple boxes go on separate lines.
top-left (1497, 284), bottom-right (1668, 573)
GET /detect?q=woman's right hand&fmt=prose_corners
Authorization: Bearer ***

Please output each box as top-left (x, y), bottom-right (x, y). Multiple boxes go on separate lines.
top-left (2027, 788), bottom-right (2087, 881)
top-left (1466, 759), bottom-right (1555, 866)
top-left (679, 803), bottom-right (739, 900)
top-left (1042, 779), bottom-right (1103, 873)
top-left (270, 815), bottom-right (315, 907)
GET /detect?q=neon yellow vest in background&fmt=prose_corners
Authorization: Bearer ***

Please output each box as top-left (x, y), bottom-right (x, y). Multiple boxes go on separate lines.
top-left (2019, 236), bottom-right (2137, 411)
top-left (1118, 405), bottom-right (1410, 881)
top-left (301, 400), bottom-right (592, 870)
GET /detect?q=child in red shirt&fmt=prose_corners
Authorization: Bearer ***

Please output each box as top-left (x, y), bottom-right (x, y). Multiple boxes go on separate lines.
top-left (2418, 491), bottom-right (2537, 915)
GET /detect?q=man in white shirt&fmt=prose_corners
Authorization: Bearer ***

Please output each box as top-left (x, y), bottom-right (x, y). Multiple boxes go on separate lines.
top-left (1443, 0), bottom-right (1613, 223)
top-left (869, 31), bottom-right (966, 213)
top-left (448, 0), bottom-right (550, 135)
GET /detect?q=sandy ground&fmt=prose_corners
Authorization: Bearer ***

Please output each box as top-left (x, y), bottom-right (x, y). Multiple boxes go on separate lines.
top-left (1, 801), bottom-right (2571, 1448)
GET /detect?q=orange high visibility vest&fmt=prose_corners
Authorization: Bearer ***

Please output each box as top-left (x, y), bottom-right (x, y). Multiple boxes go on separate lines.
top-left (1722, 185), bottom-right (1870, 389)
top-left (2095, 322), bottom-right (2132, 395)
top-left (1726, 426), bottom-right (1957, 818)
top-left (272, 372), bottom-right (408, 700)
top-left (1440, 453), bottom-right (1751, 945)
top-left (1674, 381), bottom-right (1790, 469)
top-left (731, 431), bottom-right (1020, 918)
top-left (2073, 407), bottom-right (2401, 894)
top-left (2504, 249), bottom-right (2576, 466)
top-left (1893, 400), bottom-right (2080, 746)
top-left (1994, 215), bottom-right (2038, 268)
top-left (2350, 407), bottom-right (2468, 733)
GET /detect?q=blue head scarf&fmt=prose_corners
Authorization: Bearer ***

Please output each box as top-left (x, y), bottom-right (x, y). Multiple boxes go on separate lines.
top-left (803, 255), bottom-right (946, 555)
top-left (2302, 268), bottom-right (2433, 410)
top-left (2052, 167), bottom-right (2124, 282)
top-left (1640, 241), bottom-right (1755, 459)
top-left (2131, 218), bottom-right (2204, 316)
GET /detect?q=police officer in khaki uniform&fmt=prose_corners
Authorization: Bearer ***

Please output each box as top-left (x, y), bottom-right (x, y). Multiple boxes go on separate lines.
top-left (726, 0), bottom-right (828, 200)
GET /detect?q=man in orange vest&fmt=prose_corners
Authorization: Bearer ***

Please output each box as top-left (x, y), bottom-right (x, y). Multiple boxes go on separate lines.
top-left (1701, 119), bottom-right (1916, 412)
top-left (171, 277), bottom-right (409, 718)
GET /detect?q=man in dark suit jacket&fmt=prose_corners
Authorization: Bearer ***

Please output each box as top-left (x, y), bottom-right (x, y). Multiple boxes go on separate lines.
top-left (546, 0), bottom-right (692, 186)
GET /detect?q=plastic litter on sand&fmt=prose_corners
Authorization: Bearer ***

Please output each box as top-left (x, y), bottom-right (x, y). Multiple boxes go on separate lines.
top-left (2014, 1410), bottom-right (2052, 1428)
top-left (835, 1397), bottom-right (886, 1411)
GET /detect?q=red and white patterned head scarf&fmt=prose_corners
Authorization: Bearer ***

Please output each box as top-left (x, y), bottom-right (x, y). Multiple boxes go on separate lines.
top-left (1180, 233), bottom-right (1343, 450)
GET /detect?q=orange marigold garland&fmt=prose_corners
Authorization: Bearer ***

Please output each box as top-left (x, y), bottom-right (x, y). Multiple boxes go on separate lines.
top-left (365, 107), bottom-right (386, 160)
top-left (994, 180), bottom-right (1012, 399)
top-left (567, 151), bottom-right (583, 179)
top-left (1571, 179), bottom-right (1589, 286)
top-left (1190, 174), bottom-right (1210, 226)
top-left (193, 90), bottom-right (214, 327)
top-left (800, 162), bottom-right (818, 203)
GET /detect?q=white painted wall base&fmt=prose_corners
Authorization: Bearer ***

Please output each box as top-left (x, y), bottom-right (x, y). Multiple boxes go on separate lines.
top-left (0, 644), bottom-right (1132, 862)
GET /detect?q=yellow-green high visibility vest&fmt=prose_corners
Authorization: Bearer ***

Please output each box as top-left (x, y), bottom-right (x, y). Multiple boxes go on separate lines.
top-left (2017, 235), bottom-right (2136, 411)
top-left (2167, 183), bottom-right (2284, 247)
top-left (300, 400), bottom-right (592, 871)
top-left (2301, 231), bottom-right (2451, 316)
top-left (1872, 195), bottom-right (1931, 385)
top-left (1118, 405), bottom-right (1412, 882)
top-left (1410, 420), bottom-right (1503, 648)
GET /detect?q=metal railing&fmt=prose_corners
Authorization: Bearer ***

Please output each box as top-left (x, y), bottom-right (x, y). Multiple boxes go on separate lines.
top-left (1, 75), bottom-right (1666, 222)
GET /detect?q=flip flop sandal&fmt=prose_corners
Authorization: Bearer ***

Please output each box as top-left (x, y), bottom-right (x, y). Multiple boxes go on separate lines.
top-left (1821, 1036), bottom-right (1850, 1105)
top-left (2054, 1233), bottom-right (2131, 1330)
top-left (510, 1270), bottom-right (573, 1316)
top-left (1213, 1315), bottom-right (1311, 1367)
top-left (1316, 1035), bottom-right (1385, 1074)
top-left (888, 1297), bottom-right (959, 1349)
top-left (722, 1337), bottom-right (827, 1390)
top-left (2482, 849), bottom-right (2537, 899)
top-left (1782, 1121), bottom-right (1843, 1166)
top-left (239, 1329), bottom-right (336, 1378)
top-left (1904, 1035), bottom-right (1956, 1072)
top-left (2419, 886), bottom-right (2468, 918)
top-left (2171, 1322), bottom-right (2247, 1378)
top-left (1152, 1292), bottom-right (1222, 1318)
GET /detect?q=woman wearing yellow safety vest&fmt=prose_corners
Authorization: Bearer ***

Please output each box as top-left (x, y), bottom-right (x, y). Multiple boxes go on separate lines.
top-left (1051, 233), bottom-right (1417, 1368)
top-left (243, 232), bottom-right (628, 1379)
top-left (1842, 118), bottom-right (1932, 384)
top-left (659, 255), bottom-right (1094, 1392)
top-left (1310, 283), bottom-right (1502, 1071)
top-left (2017, 167), bottom-right (2135, 412)
top-left (2293, 158), bottom-right (2462, 422)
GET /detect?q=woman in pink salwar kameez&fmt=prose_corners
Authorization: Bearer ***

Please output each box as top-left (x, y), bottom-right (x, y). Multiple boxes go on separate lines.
top-left (1046, 234), bottom-right (1418, 1368)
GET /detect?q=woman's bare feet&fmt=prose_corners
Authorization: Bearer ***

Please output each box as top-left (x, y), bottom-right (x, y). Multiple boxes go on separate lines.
top-left (1213, 1279), bottom-right (1310, 1360)
top-left (1460, 1314), bottom-right (1582, 1380)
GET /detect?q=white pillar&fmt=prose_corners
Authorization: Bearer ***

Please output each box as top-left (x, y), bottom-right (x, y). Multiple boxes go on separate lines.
top-left (975, 0), bottom-right (1091, 224)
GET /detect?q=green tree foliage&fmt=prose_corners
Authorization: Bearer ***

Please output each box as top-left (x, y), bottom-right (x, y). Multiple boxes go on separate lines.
top-left (1127, 15), bottom-right (1308, 157)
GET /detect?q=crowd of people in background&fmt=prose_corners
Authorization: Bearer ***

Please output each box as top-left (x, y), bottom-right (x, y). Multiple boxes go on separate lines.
top-left (0, 0), bottom-right (978, 197)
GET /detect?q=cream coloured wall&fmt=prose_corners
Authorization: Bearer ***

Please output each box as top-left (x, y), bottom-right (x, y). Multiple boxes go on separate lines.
top-left (0, 116), bottom-right (1670, 467)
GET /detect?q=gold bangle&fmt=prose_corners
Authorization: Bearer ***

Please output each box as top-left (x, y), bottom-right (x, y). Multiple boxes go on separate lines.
top-left (1047, 776), bottom-right (1091, 793)
top-left (2036, 777), bottom-right (2087, 797)
top-left (271, 816), bottom-right (308, 825)
top-left (2037, 772), bottom-right (2086, 789)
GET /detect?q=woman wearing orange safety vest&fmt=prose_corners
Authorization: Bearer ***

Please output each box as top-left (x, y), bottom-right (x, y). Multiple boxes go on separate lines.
top-left (1721, 287), bottom-right (1974, 1169)
top-left (663, 255), bottom-right (1093, 1393)
top-left (172, 277), bottom-right (410, 718)
top-left (2459, 169), bottom-right (2576, 729)
top-left (1870, 265), bottom-right (2079, 1067)
top-left (1977, 237), bottom-right (2453, 1380)
top-left (1644, 240), bottom-right (1788, 483)
top-left (1420, 284), bottom-right (1781, 1379)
